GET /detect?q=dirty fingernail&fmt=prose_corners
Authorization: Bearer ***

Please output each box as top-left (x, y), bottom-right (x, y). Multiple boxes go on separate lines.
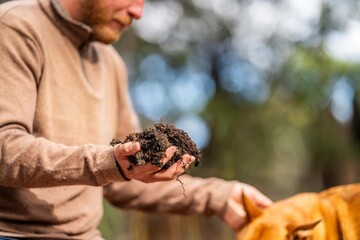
top-left (166, 147), bottom-right (177, 157)
top-left (131, 142), bottom-right (140, 151)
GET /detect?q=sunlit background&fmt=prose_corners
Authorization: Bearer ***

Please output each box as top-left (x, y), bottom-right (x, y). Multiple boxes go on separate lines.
top-left (101, 0), bottom-right (360, 239)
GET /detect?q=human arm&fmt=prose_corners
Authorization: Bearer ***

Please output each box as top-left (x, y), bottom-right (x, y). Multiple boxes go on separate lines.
top-left (103, 176), bottom-right (271, 228)
top-left (0, 16), bottom-right (134, 188)
top-left (104, 175), bottom-right (237, 216)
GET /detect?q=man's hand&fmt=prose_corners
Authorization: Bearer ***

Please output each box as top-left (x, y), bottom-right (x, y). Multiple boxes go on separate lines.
top-left (222, 182), bottom-right (273, 230)
top-left (113, 142), bottom-right (195, 183)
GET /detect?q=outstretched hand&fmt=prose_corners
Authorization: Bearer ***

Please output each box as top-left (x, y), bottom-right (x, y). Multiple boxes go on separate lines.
top-left (222, 182), bottom-right (273, 230)
top-left (113, 142), bottom-right (195, 183)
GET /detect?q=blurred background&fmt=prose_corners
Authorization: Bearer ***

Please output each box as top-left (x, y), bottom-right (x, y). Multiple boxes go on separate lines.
top-left (98, 0), bottom-right (360, 239)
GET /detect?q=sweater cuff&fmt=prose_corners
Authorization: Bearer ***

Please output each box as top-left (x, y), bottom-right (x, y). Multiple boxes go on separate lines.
top-left (95, 147), bottom-right (130, 184)
top-left (208, 179), bottom-right (237, 217)
top-left (114, 158), bottom-right (131, 181)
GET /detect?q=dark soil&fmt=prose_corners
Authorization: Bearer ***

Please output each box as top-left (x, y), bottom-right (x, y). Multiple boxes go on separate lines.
top-left (110, 123), bottom-right (201, 171)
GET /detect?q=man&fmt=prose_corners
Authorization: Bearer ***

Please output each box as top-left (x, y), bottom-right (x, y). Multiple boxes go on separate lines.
top-left (0, 0), bottom-right (272, 239)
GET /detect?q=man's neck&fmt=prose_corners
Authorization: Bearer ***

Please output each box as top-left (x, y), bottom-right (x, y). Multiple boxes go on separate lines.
top-left (58, 0), bottom-right (82, 21)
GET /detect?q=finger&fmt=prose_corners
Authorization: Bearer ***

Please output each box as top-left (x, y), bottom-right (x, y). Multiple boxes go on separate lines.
top-left (225, 198), bottom-right (247, 230)
top-left (253, 193), bottom-right (273, 207)
top-left (115, 142), bottom-right (141, 157)
top-left (143, 154), bottom-right (192, 181)
top-left (154, 155), bottom-right (192, 180)
top-left (179, 155), bottom-right (195, 166)
top-left (174, 154), bottom-right (192, 173)
top-left (179, 154), bottom-right (193, 170)
top-left (178, 159), bottom-right (188, 169)
top-left (161, 146), bottom-right (177, 165)
top-left (140, 147), bottom-right (178, 172)
top-left (245, 187), bottom-right (273, 207)
top-left (152, 162), bottom-right (182, 181)
top-left (187, 155), bottom-right (196, 167)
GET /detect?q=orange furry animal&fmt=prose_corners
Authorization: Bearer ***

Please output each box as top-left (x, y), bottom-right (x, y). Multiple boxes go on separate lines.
top-left (237, 184), bottom-right (360, 240)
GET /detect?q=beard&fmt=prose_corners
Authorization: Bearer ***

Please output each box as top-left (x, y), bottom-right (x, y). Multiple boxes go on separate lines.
top-left (79, 0), bottom-right (131, 44)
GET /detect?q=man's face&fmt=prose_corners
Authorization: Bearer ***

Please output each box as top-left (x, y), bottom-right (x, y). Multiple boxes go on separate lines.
top-left (80, 0), bottom-right (144, 44)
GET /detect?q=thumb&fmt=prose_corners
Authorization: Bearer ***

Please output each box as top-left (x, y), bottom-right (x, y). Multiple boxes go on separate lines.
top-left (114, 142), bottom-right (141, 157)
top-left (223, 198), bottom-right (247, 231)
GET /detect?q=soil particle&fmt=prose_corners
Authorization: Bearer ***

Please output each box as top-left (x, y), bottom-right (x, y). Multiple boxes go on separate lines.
top-left (110, 123), bottom-right (201, 170)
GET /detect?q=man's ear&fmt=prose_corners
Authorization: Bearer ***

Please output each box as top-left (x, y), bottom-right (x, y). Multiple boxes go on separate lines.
top-left (287, 219), bottom-right (322, 238)
top-left (242, 192), bottom-right (263, 222)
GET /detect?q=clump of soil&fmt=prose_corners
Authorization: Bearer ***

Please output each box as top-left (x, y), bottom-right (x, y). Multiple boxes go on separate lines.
top-left (110, 123), bottom-right (201, 171)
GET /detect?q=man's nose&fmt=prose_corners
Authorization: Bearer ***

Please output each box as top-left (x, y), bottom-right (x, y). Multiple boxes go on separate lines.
top-left (128, 1), bottom-right (144, 19)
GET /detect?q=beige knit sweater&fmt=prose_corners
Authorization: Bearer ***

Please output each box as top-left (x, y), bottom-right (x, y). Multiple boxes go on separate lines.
top-left (0, 0), bottom-right (235, 239)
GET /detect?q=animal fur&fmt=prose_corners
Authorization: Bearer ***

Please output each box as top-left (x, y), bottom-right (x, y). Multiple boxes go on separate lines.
top-left (237, 184), bottom-right (360, 240)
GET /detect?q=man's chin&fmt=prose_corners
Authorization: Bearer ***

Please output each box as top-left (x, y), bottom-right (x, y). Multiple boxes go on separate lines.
top-left (91, 28), bottom-right (122, 44)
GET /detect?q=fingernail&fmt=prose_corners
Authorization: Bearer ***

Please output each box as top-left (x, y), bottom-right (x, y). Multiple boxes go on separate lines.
top-left (131, 142), bottom-right (139, 151)
top-left (169, 146), bottom-right (176, 154)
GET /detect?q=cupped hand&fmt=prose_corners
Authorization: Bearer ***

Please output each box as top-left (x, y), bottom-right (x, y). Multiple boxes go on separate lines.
top-left (113, 142), bottom-right (195, 183)
top-left (222, 182), bottom-right (273, 230)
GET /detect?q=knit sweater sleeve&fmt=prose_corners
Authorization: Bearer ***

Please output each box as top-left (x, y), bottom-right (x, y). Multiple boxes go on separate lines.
top-left (0, 19), bottom-right (126, 188)
top-left (103, 176), bottom-right (237, 217)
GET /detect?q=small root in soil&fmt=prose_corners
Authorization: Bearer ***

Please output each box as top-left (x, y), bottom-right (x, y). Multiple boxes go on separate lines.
top-left (176, 176), bottom-right (187, 198)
